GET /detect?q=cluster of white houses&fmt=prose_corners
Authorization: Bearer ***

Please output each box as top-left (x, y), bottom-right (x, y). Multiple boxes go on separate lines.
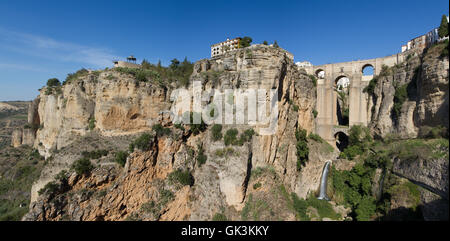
top-left (401, 15), bottom-right (449, 53)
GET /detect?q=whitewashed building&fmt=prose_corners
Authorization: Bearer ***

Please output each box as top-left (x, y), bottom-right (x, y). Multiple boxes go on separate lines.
top-left (295, 61), bottom-right (313, 68)
top-left (402, 15), bottom-right (449, 53)
top-left (211, 38), bottom-right (241, 57)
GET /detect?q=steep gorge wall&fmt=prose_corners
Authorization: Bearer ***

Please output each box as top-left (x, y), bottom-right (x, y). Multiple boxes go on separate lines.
top-left (368, 44), bottom-right (449, 138)
top-left (23, 45), bottom-right (325, 220)
top-left (23, 71), bottom-right (171, 157)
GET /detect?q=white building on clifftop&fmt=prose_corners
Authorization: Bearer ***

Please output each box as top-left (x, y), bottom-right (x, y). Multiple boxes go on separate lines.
top-left (211, 38), bottom-right (241, 58)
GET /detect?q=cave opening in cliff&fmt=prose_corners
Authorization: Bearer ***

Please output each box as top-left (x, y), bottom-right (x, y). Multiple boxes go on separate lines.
top-left (335, 132), bottom-right (349, 152)
top-left (335, 76), bottom-right (350, 126)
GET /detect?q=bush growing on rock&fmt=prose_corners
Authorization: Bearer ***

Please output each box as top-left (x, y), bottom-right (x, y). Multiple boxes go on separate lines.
top-left (46, 78), bottom-right (61, 87)
top-left (71, 158), bottom-right (94, 176)
top-left (168, 169), bottom-right (194, 186)
top-left (88, 118), bottom-right (96, 130)
top-left (64, 68), bottom-right (89, 85)
top-left (223, 128), bottom-right (254, 146)
top-left (114, 67), bottom-right (160, 83)
top-left (392, 84), bottom-right (408, 120)
top-left (81, 150), bottom-right (108, 159)
top-left (114, 151), bottom-right (128, 167)
top-left (240, 37), bottom-right (252, 48)
top-left (152, 124), bottom-right (171, 137)
top-left (129, 133), bottom-right (153, 152)
top-left (224, 129), bottom-right (238, 146)
top-left (212, 213), bottom-right (227, 221)
top-left (38, 181), bottom-right (60, 196)
top-left (340, 125), bottom-right (372, 160)
top-left (211, 124), bottom-right (223, 141)
top-left (295, 128), bottom-right (309, 171)
top-left (196, 144), bottom-right (207, 166)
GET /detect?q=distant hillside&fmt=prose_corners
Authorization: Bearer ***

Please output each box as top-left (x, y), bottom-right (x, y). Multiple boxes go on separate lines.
top-left (0, 101), bottom-right (29, 148)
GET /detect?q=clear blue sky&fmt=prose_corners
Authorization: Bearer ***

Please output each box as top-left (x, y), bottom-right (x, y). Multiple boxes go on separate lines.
top-left (0, 0), bottom-right (448, 101)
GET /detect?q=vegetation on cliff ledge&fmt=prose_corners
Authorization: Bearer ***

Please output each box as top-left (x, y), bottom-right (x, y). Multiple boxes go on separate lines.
top-left (0, 147), bottom-right (45, 221)
top-left (295, 128), bottom-right (309, 171)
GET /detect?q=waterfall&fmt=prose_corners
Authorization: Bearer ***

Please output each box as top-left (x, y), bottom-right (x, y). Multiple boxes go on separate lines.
top-left (317, 161), bottom-right (331, 201)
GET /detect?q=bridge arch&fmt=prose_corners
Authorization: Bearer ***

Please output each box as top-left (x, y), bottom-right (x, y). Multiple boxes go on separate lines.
top-left (334, 131), bottom-right (349, 152)
top-left (334, 75), bottom-right (350, 126)
top-left (315, 69), bottom-right (325, 79)
top-left (311, 52), bottom-right (406, 144)
top-left (335, 75), bottom-right (350, 90)
top-left (362, 64), bottom-right (374, 76)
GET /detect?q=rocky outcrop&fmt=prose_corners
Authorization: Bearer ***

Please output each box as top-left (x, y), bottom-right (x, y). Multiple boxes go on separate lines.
top-left (23, 45), bottom-right (323, 221)
top-left (32, 71), bottom-right (171, 158)
top-left (368, 44), bottom-right (449, 138)
top-left (11, 129), bottom-right (22, 148)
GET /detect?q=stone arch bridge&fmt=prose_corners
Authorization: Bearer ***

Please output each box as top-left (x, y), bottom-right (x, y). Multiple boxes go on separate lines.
top-left (303, 52), bottom-right (408, 145)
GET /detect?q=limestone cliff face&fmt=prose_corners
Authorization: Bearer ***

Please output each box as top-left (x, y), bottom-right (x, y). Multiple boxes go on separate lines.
top-left (368, 44), bottom-right (449, 138)
top-left (23, 45), bottom-right (324, 221)
top-left (192, 45), bottom-right (318, 199)
top-left (30, 70), bottom-right (171, 157)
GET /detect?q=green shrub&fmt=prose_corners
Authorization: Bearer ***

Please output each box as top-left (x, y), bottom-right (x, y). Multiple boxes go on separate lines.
top-left (223, 128), bottom-right (254, 146)
top-left (81, 150), bottom-right (108, 159)
top-left (168, 169), bottom-right (194, 186)
top-left (292, 105), bottom-right (299, 111)
top-left (273, 41), bottom-right (279, 48)
top-left (64, 68), bottom-right (89, 85)
top-left (215, 147), bottom-right (237, 158)
top-left (418, 125), bottom-right (448, 139)
top-left (152, 124), bottom-right (171, 137)
top-left (441, 39), bottom-right (449, 58)
top-left (295, 129), bottom-right (309, 171)
top-left (253, 183), bottom-right (262, 190)
top-left (312, 109), bottom-right (318, 118)
top-left (89, 118), bottom-right (96, 130)
top-left (174, 123), bottom-right (185, 131)
top-left (114, 151), bottom-right (128, 167)
top-left (212, 213), bottom-right (227, 221)
top-left (363, 77), bottom-right (378, 95)
top-left (55, 170), bottom-right (68, 183)
top-left (308, 133), bottom-right (323, 143)
top-left (240, 129), bottom-right (255, 143)
top-left (306, 197), bottom-right (341, 220)
top-left (392, 84), bottom-right (408, 120)
top-left (47, 78), bottom-right (61, 87)
top-left (240, 37), bottom-right (252, 48)
top-left (71, 158), bottom-right (94, 176)
top-left (211, 124), bottom-right (223, 141)
top-left (291, 193), bottom-right (309, 221)
top-left (129, 133), bottom-right (153, 152)
top-left (355, 196), bottom-right (376, 221)
top-left (197, 145), bottom-right (207, 166)
top-left (183, 112), bottom-right (207, 136)
top-left (38, 181), bottom-right (59, 196)
top-left (114, 67), bottom-right (160, 83)
top-left (224, 129), bottom-right (239, 146)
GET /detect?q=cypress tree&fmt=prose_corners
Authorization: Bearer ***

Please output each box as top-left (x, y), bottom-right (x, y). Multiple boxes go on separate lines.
top-left (438, 15), bottom-right (448, 38)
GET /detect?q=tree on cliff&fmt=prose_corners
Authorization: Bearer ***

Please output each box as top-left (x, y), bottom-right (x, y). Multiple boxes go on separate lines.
top-left (240, 37), bottom-right (252, 48)
top-left (438, 15), bottom-right (448, 38)
top-left (46, 78), bottom-right (61, 87)
top-left (273, 41), bottom-right (279, 48)
top-left (170, 58), bottom-right (180, 70)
